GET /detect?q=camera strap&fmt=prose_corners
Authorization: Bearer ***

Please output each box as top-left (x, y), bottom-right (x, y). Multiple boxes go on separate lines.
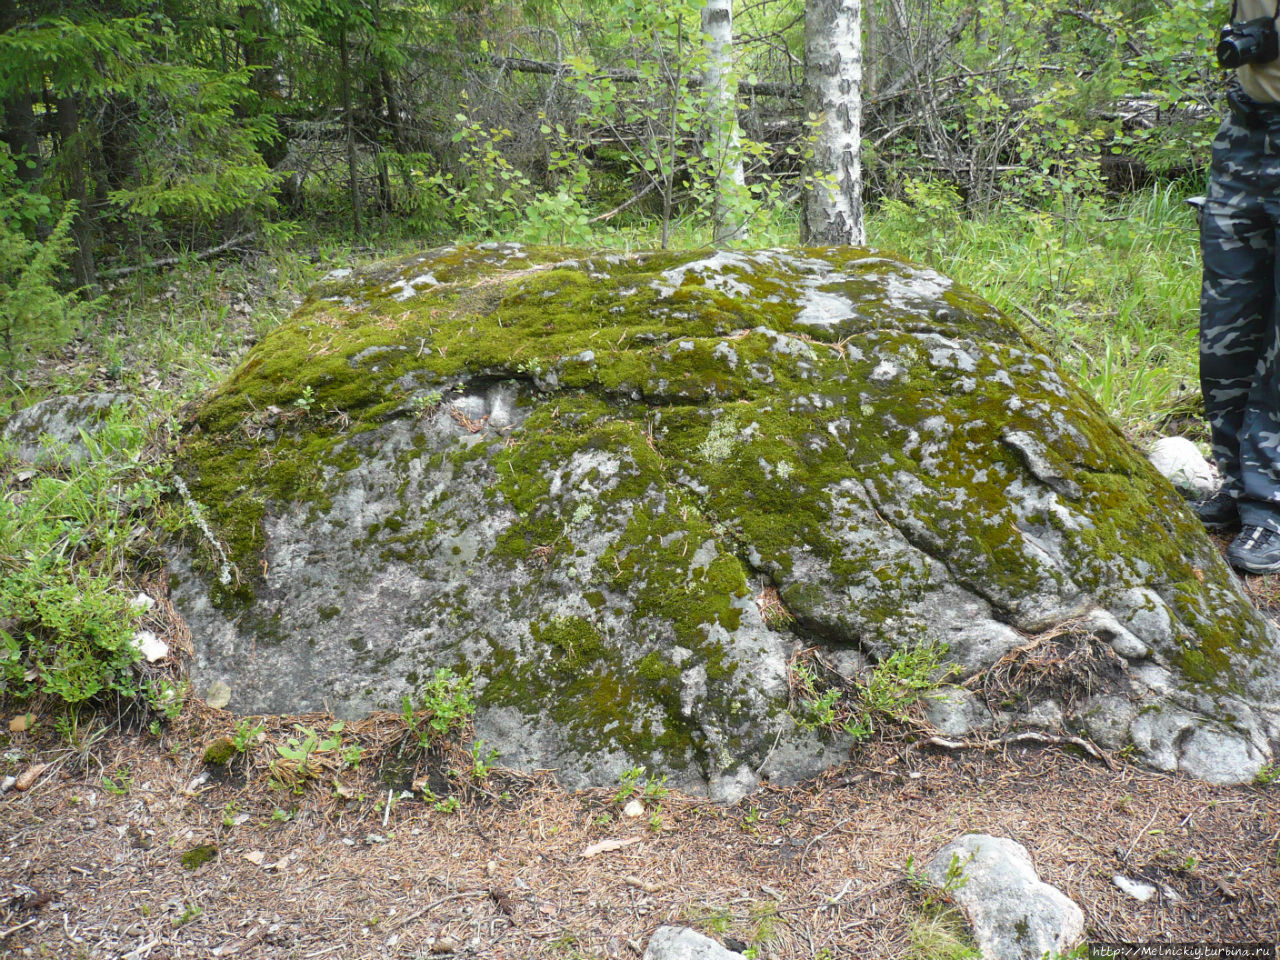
top-left (1230, 0), bottom-right (1280, 22)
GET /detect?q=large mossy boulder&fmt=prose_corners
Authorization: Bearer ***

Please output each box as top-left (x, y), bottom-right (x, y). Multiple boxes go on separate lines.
top-left (168, 243), bottom-right (1280, 789)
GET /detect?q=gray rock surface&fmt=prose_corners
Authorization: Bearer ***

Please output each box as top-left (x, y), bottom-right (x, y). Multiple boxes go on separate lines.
top-left (924, 687), bottom-right (992, 737)
top-left (926, 834), bottom-right (1084, 960)
top-left (643, 927), bottom-right (745, 960)
top-left (167, 243), bottom-right (1280, 789)
top-left (1, 393), bottom-right (130, 464)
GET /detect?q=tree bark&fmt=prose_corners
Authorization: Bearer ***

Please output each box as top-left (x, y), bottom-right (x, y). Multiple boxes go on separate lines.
top-left (339, 26), bottom-right (363, 235)
top-left (702, 0), bottom-right (747, 245)
top-left (803, 0), bottom-right (864, 245)
top-left (55, 94), bottom-right (97, 288)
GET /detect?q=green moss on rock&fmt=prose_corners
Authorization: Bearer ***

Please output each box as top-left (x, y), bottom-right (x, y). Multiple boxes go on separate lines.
top-left (169, 243), bottom-right (1280, 787)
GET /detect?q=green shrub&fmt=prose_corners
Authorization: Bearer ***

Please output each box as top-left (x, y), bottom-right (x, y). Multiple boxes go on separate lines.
top-left (401, 668), bottom-right (476, 748)
top-left (0, 408), bottom-right (169, 703)
top-left (0, 154), bottom-right (99, 383)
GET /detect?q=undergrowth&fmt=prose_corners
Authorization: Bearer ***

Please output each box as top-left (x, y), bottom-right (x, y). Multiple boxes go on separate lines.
top-left (790, 641), bottom-right (956, 741)
top-left (0, 407), bottom-right (182, 707)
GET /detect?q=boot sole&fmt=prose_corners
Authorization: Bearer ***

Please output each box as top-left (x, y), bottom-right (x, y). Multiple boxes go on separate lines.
top-left (1228, 554), bottom-right (1280, 574)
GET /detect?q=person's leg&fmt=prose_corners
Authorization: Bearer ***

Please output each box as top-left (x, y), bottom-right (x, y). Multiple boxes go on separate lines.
top-left (1235, 196), bottom-right (1280, 534)
top-left (1200, 110), bottom-right (1274, 501)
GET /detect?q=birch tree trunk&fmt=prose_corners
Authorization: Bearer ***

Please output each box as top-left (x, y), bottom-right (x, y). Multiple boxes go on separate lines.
top-left (702, 0), bottom-right (747, 245)
top-left (802, 0), bottom-right (865, 245)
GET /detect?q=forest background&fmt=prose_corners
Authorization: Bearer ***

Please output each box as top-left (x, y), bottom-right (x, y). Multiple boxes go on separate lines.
top-left (0, 0), bottom-right (1224, 429)
top-left (0, 0), bottom-right (1238, 712)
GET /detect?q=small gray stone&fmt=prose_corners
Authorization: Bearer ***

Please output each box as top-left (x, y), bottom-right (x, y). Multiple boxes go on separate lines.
top-left (755, 721), bottom-right (853, 787)
top-left (1078, 694), bottom-right (1137, 752)
top-left (643, 926), bottom-right (745, 960)
top-left (1077, 608), bottom-right (1149, 660)
top-left (1022, 699), bottom-right (1064, 730)
top-left (1112, 874), bottom-right (1156, 902)
top-left (1128, 703), bottom-right (1194, 772)
top-left (1, 393), bottom-right (130, 465)
top-left (823, 648), bottom-right (870, 680)
top-left (708, 766), bottom-right (759, 805)
top-left (926, 834), bottom-right (1084, 960)
top-left (924, 686), bottom-right (991, 737)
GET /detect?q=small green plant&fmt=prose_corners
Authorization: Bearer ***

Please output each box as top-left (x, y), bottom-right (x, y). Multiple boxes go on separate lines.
top-left (433, 795), bottom-right (460, 814)
top-left (220, 800), bottom-right (241, 828)
top-left (292, 385), bottom-right (315, 412)
top-left (792, 662), bottom-right (842, 731)
top-left (340, 743), bottom-right (365, 770)
top-left (401, 668), bottom-right (476, 748)
top-left (1255, 762), bottom-right (1279, 785)
top-left (146, 678), bottom-right (188, 724)
top-left (643, 772), bottom-right (669, 803)
top-left (102, 766), bottom-right (133, 796)
top-left (469, 739), bottom-right (499, 780)
top-left (613, 766), bottom-right (644, 804)
top-left (269, 807), bottom-right (294, 823)
top-left (902, 852), bottom-right (979, 960)
top-left (939, 853), bottom-right (969, 895)
top-left (268, 722), bottom-right (345, 793)
top-left (903, 853), bottom-right (928, 890)
top-left (905, 910), bottom-right (980, 960)
top-left (0, 408), bottom-right (169, 706)
top-left (411, 390), bottom-right (443, 416)
top-left (172, 902), bottom-right (204, 927)
top-left (612, 765), bottom-right (668, 807)
top-left (231, 718), bottom-right (265, 753)
top-left (791, 643), bottom-right (954, 742)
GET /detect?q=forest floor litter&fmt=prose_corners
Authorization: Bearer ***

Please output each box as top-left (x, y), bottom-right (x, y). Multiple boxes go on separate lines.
top-left (2, 695), bottom-right (1276, 959)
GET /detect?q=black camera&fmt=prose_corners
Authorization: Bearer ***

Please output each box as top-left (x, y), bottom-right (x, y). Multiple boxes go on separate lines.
top-left (1218, 15), bottom-right (1280, 68)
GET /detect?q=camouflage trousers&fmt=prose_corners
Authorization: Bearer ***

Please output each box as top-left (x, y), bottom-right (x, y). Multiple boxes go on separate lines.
top-left (1200, 84), bottom-right (1280, 533)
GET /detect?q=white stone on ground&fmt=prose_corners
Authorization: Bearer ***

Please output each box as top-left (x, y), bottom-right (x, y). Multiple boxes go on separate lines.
top-left (1147, 436), bottom-right (1215, 499)
top-left (1112, 874), bottom-right (1156, 902)
top-left (643, 926), bottom-right (745, 960)
top-left (925, 834), bottom-right (1084, 960)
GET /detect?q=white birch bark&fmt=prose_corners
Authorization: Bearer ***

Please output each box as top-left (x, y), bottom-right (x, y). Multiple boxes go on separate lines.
top-left (803, 0), bottom-right (865, 245)
top-left (702, 0), bottom-right (747, 245)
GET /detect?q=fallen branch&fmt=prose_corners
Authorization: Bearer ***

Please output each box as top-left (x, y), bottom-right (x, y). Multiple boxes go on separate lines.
top-left (485, 54), bottom-right (800, 99)
top-left (922, 730), bottom-right (1115, 770)
top-left (0, 917), bottom-right (38, 940)
top-left (99, 233), bottom-right (256, 280)
top-left (588, 181), bottom-right (658, 223)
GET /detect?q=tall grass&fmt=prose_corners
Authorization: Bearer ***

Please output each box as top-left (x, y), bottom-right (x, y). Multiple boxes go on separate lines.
top-left (869, 180), bottom-right (1202, 437)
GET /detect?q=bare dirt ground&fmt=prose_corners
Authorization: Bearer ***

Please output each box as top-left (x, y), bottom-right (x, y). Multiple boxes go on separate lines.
top-left (2, 699), bottom-right (1277, 960)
